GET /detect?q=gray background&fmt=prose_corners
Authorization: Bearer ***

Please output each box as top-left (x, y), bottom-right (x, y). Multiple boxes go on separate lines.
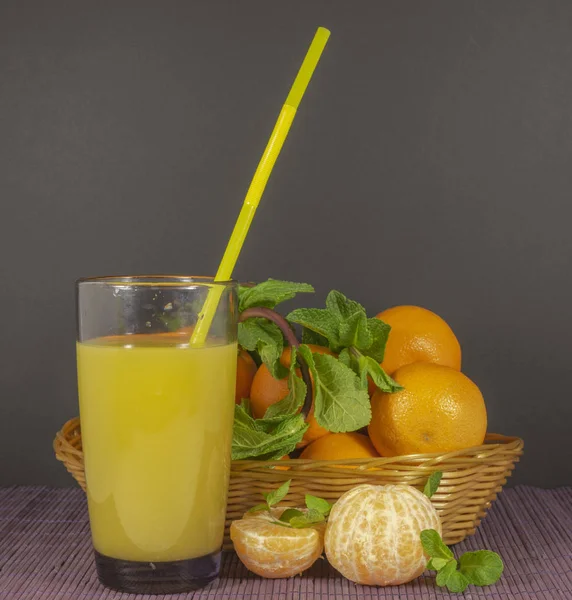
top-left (1, 0), bottom-right (570, 487)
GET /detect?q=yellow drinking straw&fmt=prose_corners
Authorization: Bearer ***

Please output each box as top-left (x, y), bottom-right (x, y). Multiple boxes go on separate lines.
top-left (191, 27), bottom-right (330, 346)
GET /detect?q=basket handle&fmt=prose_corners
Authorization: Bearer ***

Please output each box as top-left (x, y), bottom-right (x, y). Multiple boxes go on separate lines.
top-left (239, 307), bottom-right (313, 418)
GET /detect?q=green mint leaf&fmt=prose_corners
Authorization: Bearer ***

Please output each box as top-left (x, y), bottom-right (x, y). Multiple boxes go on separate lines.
top-left (234, 403), bottom-right (257, 428)
top-left (260, 414), bottom-right (308, 453)
top-left (263, 371), bottom-right (306, 418)
top-left (420, 529), bottom-right (454, 560)
top-left (338, 310), bottom-right (372, 350)
top-left (424, 471), bottom-right (444, 499)
top-left (298, 345), bottom-right (371, 433)
top-left (240, 398), bottom-right (252, 415)
top-left (358, 354), bottom-right (403, 393)
top-left (279, 508), bottom-right (305, 523)
top-left (301, 327), bottom-right (330, 347)
top-left (259, 344), bottom-right (288, 379)
top-left (289, 508), bottom-right (326, 528)
top-left (305, 494), bottom-right (332, 516)
top-left (287, 308), bottom-right (341, 350)
top-left (428, 557), bottom-right (451, 571)
top-left (263, 479), bottom-right (291, 507)
top-left (238, 318), bottom-right (287, 379)
top-left (238, 279), bottom-right (314, 312)
top-left (255, 445), bottom-right (302, 461)
top-left (238, 318), bottom-right (278, 352)
top-left (337, 348), bottom-right (353, 369)
top-left (364, 317), bottom-right (391, 363)
top-left (324, 290), bottom-right (372, 351)
top-left (436, 560), bottom-right (470, 592)
top-left (325, 290), bottom-right (366, 321)
top-left (436, 559), bottom-right (458, 586)
top-left (264, 346), bottom-right (307, 419)
top-left (247, 503), bottom-right (269, 514)
top-left (459, 550), bottom-right (504, 586)
top-left (232, 409), bottom-right (307, 460)
top-left (447, 571), bottom-right (470, 593)
top-left (423, 529), bottom-right (502, 593)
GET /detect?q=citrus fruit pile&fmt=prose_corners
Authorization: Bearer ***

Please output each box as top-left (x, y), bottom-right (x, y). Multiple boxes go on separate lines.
top-left (236, 296), bottom-right (487, 461)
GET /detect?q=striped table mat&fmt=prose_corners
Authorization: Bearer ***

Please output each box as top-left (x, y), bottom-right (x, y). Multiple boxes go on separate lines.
top-left (0, 485), bottom-right (570, 599)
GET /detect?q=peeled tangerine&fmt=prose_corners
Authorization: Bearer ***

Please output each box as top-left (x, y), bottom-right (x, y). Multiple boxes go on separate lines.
top-left (231, 508), bottom-right (325, 578)
top-left (325, 484), bottom-right (441, 586)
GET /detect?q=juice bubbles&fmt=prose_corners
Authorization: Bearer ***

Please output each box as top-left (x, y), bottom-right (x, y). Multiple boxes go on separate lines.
top-left (77, 334), bottom-right (237, 562)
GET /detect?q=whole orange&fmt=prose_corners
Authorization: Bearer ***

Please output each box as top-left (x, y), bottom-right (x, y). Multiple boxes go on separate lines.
top-left (368, 362), bottom-right (487, 456)
top-left (235, 349), bottom-right (257, 404)
top-left (249, 344), bottom-right (334, 446)
top-left (376, 305), bottom-right (461, 375)
top-left (300, 432), bottom-right (379, 460)
top-left (325, 484), bottom-right (441, 585)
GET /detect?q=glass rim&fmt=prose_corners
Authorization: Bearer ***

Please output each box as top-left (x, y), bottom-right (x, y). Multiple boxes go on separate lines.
top-left (76, 275), bottom-right (237, 288)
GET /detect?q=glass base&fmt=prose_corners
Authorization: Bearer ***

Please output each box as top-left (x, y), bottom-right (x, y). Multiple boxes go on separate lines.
top-left (94, 549), bottom-right (220, 594)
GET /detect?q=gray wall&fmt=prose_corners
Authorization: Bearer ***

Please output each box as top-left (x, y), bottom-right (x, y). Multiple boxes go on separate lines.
top-left (1, 0), bottom-right (570, 487)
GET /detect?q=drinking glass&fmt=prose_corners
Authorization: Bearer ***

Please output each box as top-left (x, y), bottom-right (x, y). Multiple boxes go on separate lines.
top-left (76, 276), bottom-right (238, 593)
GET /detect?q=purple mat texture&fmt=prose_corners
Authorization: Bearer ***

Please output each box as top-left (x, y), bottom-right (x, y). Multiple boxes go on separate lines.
top-left (0, 486), bottom-right (570, 599)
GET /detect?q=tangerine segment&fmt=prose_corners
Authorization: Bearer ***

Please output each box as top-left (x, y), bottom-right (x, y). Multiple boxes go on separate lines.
top-left (325, 484), bottom-right (441, 586)
top-left (231, 508), bottom-right (325, 578)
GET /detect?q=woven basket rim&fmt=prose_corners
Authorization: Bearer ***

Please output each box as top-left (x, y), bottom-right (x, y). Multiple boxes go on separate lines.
top-left (54, 416), bottom-right (523, 468)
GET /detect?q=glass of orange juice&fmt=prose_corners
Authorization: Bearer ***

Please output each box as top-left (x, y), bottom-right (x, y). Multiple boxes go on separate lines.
top-left (76, 276), bottom-right (238, 593)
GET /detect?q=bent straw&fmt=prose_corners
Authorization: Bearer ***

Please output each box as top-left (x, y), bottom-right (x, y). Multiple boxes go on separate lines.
top-left (191, 27), bottom-right (330, 346)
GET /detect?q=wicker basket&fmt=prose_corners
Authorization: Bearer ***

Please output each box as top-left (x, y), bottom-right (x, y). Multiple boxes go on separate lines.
top-left (54, 417), bottom-right (523, 549)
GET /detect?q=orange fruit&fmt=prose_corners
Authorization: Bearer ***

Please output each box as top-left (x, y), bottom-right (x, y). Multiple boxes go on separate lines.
top-left (250, 365), bottom-right (289, 418)
top-left (231, 507), bottom-right (325, 578)
top-left (235, 349), bottom-right (257, 404)
top-left (271, 455), bottom-right (291, 471)
top-left (375, 305), bottom-right (461, 375)
top-left (368, 362), bottom-right (487, 456)
top-left (325, 484), bottom-right (441, 585)
top-left (300, 432), bottom-right (379, 460)
top-left (302, 411), bottom-right (329, 446)
top-left (249, 345), bottom-right (334, 446)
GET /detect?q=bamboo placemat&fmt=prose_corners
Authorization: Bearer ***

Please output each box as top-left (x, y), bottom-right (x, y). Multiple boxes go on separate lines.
top-left (0, 485), bottom-right (570, 599)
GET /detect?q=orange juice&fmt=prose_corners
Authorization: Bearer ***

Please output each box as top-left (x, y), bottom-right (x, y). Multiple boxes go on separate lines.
top-left (77, 335), bottom-right (237, 562)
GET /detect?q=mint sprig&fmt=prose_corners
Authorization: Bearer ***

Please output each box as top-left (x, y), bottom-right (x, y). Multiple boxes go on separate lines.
top-left (237, 279), bottom-right (314, 378)
top-left (287, 290), bottom-right (401, 394)
top-left (423, 471), bottom-right (443, 499)
top-left (232, 405), bottom-right (308, 460)
top-left (421, 529), bottom-right (504, 593)
top-left (238, 318), bottom-right (287, 379)
top-left (264, 346), bottom-right (307, 419)
top-left (355, 352), bottom-right (402, 393)
top-left (263, 479), bottom-right (291, 506)
top-left (289, 508), bottom-right (326, 528)
top-left (248, 479), bottom-right (292, 513)
top-left (246, 481), bottom-right (332, 529)
top-left (238, 279), bottom-right (314, 313)
top-left (305, 494), bottom-right (333, 516)
top-left (298, 345), bottom-right (371, 432)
